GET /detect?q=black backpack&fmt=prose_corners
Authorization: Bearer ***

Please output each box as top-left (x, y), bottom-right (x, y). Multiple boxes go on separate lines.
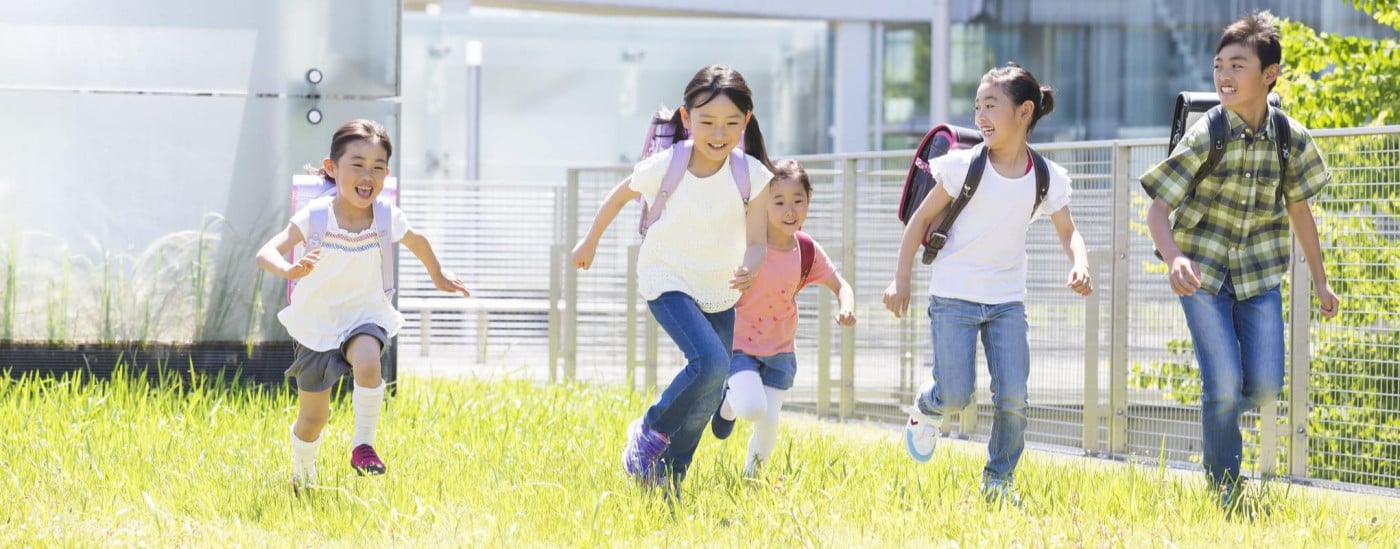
top-left (897, 124), bottom-right (1050, 265)
top-left (1169, 91), bottom-right (1291, 201)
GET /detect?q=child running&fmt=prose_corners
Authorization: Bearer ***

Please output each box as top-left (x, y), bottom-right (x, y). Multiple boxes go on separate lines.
top-left (883, 64), bottom-right (1093, 506)
top-left (255, 119), bottom-right (470, 491)
top-left (572, 65), bottom-right (775, 493)
top-left (709, 159), bottom-right (856, 477)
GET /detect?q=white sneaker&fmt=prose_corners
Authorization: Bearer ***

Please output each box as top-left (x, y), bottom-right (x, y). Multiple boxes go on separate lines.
top-left (904, 406), bottom-right (938, 462)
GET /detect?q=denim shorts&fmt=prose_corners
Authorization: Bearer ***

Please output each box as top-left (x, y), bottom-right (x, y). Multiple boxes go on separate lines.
top-left (728, 350), bottom-right (798, 391)
top-left (284, 323), bottom-right (387, 392)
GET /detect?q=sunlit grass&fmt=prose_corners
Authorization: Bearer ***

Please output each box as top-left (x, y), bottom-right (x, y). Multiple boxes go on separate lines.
top-left (2, 368), bottom-right (1396, 546)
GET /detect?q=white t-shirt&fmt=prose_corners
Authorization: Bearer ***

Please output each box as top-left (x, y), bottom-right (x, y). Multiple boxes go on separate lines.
top-left (278, 203), bottom-right (411, 352)
top-left (630, 147), bottom-right (773, 312)
top-left (926, 147), bottom-right (1072, 304)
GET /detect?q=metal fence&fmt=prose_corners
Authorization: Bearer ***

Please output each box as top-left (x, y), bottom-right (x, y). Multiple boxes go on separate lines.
top-left (540, 126), bottom-right (1399, 492)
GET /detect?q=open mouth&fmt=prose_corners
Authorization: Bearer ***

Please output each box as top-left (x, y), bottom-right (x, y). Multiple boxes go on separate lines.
top-left (355, 183), bottom-right (374, 199)
top-left (1219, 85), bottom-right (1237, 95)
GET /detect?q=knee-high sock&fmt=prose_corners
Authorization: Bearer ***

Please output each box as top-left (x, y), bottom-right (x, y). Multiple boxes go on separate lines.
top-left (291, 425), bottom-right (321, 483)
top-left (726, 370), bottom-right (767, 422)
top-left (351, 381), bottom-right (385, 448)
top-left (744, 387), bottom-right (787, 475)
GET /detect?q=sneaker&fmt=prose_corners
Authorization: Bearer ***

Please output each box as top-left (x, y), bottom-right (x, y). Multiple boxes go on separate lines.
top-left (903, 406), bottom-right (939, 462)
top-left (621, 418), bottom-right (670, 485)
top-left (1217, 480), bottom-right (1248, 517)
top-left (710, 386), bottom-right (736, 440)
top-left (350, 444), bottom-right (386, 476)
top-left (981, 480), bottom-right (1025, 509)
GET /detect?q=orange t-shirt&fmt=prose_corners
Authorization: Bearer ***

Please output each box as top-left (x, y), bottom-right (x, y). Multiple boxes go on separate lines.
top-left (733, 240), bottom-right (836, 356)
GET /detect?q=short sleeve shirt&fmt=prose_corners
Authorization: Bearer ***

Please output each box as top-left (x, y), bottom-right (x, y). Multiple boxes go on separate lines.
top-left (732, 239), bottom-right (837, 357)
top-left (1139, 108), bottom-right (1331, 299)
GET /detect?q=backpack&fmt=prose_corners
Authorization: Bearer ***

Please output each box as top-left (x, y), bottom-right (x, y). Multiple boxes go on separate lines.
top-left (897, 123), bottom-right (1050, 265)
top-left (286, 174), bottom-right (399, 303)
top-left (1168, 91), bottom-right (1290, 204)
top-left (636, 107), bottom-right (751, 236)
top-left (795, 231), bottom-right (816, 291)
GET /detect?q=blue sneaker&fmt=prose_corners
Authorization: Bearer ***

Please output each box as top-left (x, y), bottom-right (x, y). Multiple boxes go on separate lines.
top-left (621, 419), bottom-right (670, 485)
top-left (981, 480), bottom-right (1025, 509)
top-left (903, 406), bottom-right (938, 462)
top-left (710, 386), bottom-right (736, 440)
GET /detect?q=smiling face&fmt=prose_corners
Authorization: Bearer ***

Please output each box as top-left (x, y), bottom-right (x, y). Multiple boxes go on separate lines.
top-left (680, 92), bottom-right (751, 166)
top-left (1214, 43), bottom-right (1277, 115)
top-left (324, 139), bottom-right (390, 210)
top-left (974, 81), bottom-right (1032, 150)
top-left (766, 176), bottom-right (810, 241)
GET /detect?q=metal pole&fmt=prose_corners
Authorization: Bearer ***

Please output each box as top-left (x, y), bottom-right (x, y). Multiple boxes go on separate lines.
top-left (564, 169), bottom-right (580, 380)
top-left (817, 291), bottom-right (833, 417)
top-left (1110, 143), bottom-right (1132, 454)
top-left (464, 41), bottom-right (482, 181)
top-left (548, 244), bottom-right (561, 383)
top-left (1286, 238), bottom-right (1313, 478)
top-left (839, 158), bottom-right (859, 419)
top-left (1083, 250), bottom-right (1108, 453)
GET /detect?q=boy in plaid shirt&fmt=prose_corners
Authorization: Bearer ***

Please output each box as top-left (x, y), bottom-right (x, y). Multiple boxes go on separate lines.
top-left (1140, 11), bottom-right (1340, 511)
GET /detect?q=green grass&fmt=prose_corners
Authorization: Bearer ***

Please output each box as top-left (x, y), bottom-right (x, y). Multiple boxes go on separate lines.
top-left (3, 369), bottom-right (1397, 547)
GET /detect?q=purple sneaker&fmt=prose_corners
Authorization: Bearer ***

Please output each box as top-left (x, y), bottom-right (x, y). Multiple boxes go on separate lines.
top-left (350, 444), bottom-right (386, 476)
top-left (621, 418), bottom-right (670, 485)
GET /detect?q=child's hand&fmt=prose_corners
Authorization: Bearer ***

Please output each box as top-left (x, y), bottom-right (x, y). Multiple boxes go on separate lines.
top-left (1315, 280), bottom-right (1340, 318)
top-left (730, 266), bottom-right (757, 291)
top-left (1066, 265), bottom-right (1093, 296)
top-left (285, 249), bottom-right (321, 279)
top-left (883, 279), bottom-right (910, 318)
top-left (432, 268), bottom-right (471, 298)
top-left (572, 240), bottom-right (597, 270)
top-left (836, 307), bottom-right (857, 327)
top-left (1166, 256), bottom-right (1202, 296)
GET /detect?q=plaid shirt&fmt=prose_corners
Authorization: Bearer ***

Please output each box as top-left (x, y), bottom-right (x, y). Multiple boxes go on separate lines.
top-left (1140, 108), bottom-right (1330, 300)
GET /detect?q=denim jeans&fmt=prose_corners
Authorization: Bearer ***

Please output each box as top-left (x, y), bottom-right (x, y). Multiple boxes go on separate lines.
top-left (644, 291), bottom-right (735, 482)
top-left (728, 350), bottom-right (797, 391)
top-left (1178, 274), bottom-right (1284, 486)
top-left (915, 295), bottom-right (1030, 483)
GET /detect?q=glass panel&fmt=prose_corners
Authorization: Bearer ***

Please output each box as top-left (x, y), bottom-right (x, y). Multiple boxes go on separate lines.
top-left (0, 0), bottom-right (398, 97)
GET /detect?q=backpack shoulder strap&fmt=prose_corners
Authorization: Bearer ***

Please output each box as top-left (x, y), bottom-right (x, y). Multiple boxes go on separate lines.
top-left (1190, 105), bottom-right (1230, 194)
top-left (796, 231), bottom-right (815, 290)
top-left (306, 196), bottom-right (332, 250)
top-left (373, 200), bottom-right (396, 299)
top-left (1029, 147), bottom-right (1050, 219)
top-left (921, 145), bottom-right (987, 264)
top-left (640, 140), bottom-right (693, 235)
top-left (1271, 107), bottom-right (1292, 203)
top-left (730, 148), bottom-right (751, 203)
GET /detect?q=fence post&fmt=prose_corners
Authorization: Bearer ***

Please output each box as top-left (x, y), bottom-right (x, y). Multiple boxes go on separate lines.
top-left (548, 244), bottom-right (562, 383)
top-left (626, 244), bottom-right (640, 391)
top-left (1109, 143), bottom-right (1132, 455)
top-left (564, 169), bottom-right (580, 381)
top-left (1286, 238), bottom-right (1313, 479)
top-left (839, 157), bottom-right (859, 420)
top-left (1083, 250), bottom-right (1107, 454)
top-left (817, 291), bottom-right (833, 418)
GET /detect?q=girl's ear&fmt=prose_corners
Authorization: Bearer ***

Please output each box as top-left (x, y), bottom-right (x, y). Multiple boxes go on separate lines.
top-left (1020, 101), bottom-right (1034, 122)
top-left (1263, 63), bottom-right (1280, 87)
top-left (678, 106), bottom-right (691, 130)
top-left (322, 157), bottom-right (337, 178)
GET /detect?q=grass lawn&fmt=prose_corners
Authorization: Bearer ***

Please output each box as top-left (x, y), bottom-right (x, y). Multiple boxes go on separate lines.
top-left (3, 369), bottom-right (1397, 547)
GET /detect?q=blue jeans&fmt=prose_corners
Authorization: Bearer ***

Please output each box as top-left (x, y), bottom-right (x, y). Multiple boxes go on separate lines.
top-left (644, 291), bottom-right (735, 482)
top-left (915, 295), bottom-right (1030, 483)
top-left (1179, 275), bottom-right (1284, 486)
top-left (729, 351), bottom-right (797, 391)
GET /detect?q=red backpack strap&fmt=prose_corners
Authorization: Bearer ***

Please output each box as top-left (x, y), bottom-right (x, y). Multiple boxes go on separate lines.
top-left (796, 231), bottom-right (815, 290)
top-left (639, 140), bottom-right (693, 236)
top-left (730, 148), bottom-right (751, 203)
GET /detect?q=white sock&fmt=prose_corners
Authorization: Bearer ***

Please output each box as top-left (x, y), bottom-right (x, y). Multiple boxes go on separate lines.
top-left (291, 425), bottom-right (321, 484)
top-left (351, 381), bottom-right (385, 448)
top-left (744, 387), bottom-right (787, 476)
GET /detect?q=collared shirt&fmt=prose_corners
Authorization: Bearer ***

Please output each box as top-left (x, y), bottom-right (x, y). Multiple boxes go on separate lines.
top-left (1139, 108), bottom-right (1330, 300)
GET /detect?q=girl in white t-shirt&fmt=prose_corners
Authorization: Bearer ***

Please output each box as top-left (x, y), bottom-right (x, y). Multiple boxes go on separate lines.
top-left (708, 159), bottom-right (856, 477)
top-left (882, 64), bottom-right (1093, 506)
top-left (255, 119), bottom-right (470, 492)
top-left (572, 65), bottom-right (774, 493)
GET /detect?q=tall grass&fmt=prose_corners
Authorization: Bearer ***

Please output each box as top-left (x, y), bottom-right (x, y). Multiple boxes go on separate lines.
top-left (2, 371), bottom-right (1396, 546)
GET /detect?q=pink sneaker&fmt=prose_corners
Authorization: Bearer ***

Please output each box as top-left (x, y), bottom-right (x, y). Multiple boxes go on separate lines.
top-left (350, 444), bottom-right (386, 476)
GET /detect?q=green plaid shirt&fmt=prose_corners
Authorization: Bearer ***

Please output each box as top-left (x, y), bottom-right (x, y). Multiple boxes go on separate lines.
top-left (1140, 108), bottom-right (1331, 300)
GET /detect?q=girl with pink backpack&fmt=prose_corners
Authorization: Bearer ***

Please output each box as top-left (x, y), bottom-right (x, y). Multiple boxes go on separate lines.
top-left (572, 65), bottom-right (775, 495)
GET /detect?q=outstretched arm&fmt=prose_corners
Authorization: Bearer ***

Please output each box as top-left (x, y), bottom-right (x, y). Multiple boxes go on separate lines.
top-left (1049, 207), bottom-right (1092, 296)
top-left (1287, 200), bottom-right (1339, 318)
top-left (572, 177), bottom-right (642, 270)
top-left (256, 222), bottom-right (319, 280)
top-left (401, 229), bottom-right (470, 297)
top-left (883, 182), bottom-right (952, 317)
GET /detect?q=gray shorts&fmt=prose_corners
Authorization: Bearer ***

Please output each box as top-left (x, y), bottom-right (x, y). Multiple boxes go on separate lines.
top-left (284, 323), bottom-right (388, 392)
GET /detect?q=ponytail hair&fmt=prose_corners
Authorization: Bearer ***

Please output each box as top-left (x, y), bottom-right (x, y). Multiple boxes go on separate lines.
top-left (981, 63), bottom-right (1056, 135)
top-left (307, 119), bottom-right (393, 182)
top-left (679, 64), bottom-right (773, 172)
